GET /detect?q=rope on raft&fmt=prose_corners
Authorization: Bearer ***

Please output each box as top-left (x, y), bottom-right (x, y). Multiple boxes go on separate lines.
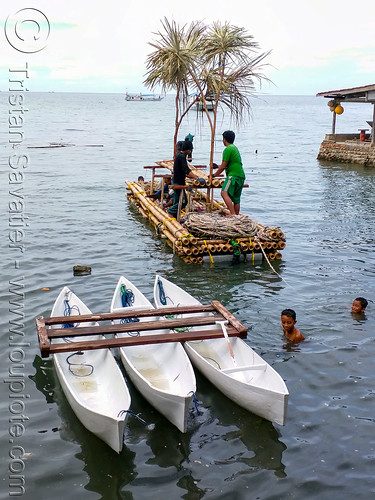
top-left (255, 237), bottom-right (289, 286)
top-left (182, 213), bottom-right (285, 241)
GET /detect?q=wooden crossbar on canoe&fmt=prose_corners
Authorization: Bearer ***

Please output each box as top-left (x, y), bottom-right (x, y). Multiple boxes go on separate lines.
top-left (36, 301), bottom-right (247, 357)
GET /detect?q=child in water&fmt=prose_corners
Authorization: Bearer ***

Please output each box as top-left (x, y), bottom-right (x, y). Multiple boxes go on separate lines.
top-left (351, 297), bottom-right (368, 315)
top-left (281, 309), bottom-right (305, 342)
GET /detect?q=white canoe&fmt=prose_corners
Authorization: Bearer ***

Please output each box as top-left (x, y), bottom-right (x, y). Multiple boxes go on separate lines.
top-left (111, 276), bottom-right (196, 432)
top-left (51, 287), bottom-right (131, 453)
top-left (154, 276), bottom-right (289, 426)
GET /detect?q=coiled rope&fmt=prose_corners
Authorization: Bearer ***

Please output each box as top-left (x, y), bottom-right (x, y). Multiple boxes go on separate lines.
top-left (157, 278), bottom-right (168, 306)
top-left (120, 283), bottom-right (140, 328)
top-left (121, 284), bottom-right (135, 307)
top-left (66, 352), bottom-right (94, 376)
top-left (63, 295), bottom-right (94, 376)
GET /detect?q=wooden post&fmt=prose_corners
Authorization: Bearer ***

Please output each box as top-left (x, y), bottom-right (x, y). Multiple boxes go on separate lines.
top-left (332, 107), bottom-right (337, 135)
top-left (35, 316), bottom-right (50, 357)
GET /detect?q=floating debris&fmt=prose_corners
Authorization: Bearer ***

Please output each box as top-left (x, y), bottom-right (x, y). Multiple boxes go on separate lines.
top-left (28, 142), bottom-right (103, 149)
top-left (73, 265), bottom-right (92, 276)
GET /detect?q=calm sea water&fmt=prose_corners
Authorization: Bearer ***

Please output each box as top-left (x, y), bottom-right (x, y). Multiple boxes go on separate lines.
top-left (1, 92), bottom-right (374, 499)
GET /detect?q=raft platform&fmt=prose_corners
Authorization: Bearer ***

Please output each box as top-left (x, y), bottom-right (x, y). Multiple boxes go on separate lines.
top-left (35, 302), bottom-right (247, 358)
top-left (126, 160), bottom-right (286, 264)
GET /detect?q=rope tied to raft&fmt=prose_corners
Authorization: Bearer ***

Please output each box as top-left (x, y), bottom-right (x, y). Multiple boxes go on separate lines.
top-left (189, 391), bottom-right (202, 416)
top-left (162, 217), bottom-right (175, 229)
top-left (204, 239), bottom-right (214, 265)
top-left (249, 237), bottom-right (255, 264)
top-left (255, 237), bottom-right (288, 285)
top-left (230, 239), bottom-right (241, 256)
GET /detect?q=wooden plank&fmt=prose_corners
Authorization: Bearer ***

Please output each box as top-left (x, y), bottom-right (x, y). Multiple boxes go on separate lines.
top-left (47, 314), bottom-right (225, 339)
top-left (42, 326), bottom-right (240, 357)
top-left (44, 304), bottom-right (216, 326)
top-left (35, 316), bottom-right (50, 357)
top-left (210, 301), bottom-right (247, 338)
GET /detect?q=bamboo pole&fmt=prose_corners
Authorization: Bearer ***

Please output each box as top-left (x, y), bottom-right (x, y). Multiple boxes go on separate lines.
top-left (126, 180), bottom-right (285, 264)
top-left (126, 181), bottom-right (196, 244)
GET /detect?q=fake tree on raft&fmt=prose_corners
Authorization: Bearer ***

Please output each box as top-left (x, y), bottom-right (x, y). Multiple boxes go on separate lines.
top-left (144, 18), bottom-right (271, 178)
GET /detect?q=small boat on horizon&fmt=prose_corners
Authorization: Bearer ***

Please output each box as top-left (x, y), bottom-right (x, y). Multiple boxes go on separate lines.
top-left (125, 92), bottom-right (165, 101)
top-left (189, 93), bottom-right (215, 111)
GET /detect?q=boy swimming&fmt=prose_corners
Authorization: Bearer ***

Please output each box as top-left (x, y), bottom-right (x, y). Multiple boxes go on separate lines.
top-left (351, 297), bottom-right (368, 315)
top-left (281, 309), bottom-right (305, 342)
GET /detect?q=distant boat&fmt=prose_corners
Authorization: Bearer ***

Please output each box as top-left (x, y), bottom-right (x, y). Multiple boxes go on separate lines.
top-left (189, 93), bottom-right (215, 111)
top-left (125, 92), bottom-right (165, 101)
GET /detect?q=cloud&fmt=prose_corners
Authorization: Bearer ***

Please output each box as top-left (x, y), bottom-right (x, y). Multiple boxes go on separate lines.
top-left (1, 0), bottom-right (375, 94)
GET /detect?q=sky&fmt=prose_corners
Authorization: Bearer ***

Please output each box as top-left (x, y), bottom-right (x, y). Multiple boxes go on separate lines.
top-left (1, 0), bottom-right (374, 95)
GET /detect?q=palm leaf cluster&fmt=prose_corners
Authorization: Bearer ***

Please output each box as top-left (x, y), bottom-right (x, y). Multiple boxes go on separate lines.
top-left (144, 17), bottom-right (272, 165)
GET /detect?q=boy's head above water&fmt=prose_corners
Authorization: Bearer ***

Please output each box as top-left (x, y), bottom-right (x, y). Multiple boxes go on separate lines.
top-left (281, 308), bottom-right (305, 342)
top-left (351, 297), bottom-right (368, 314)
top-left (281, 308), bottom-right (297, 333)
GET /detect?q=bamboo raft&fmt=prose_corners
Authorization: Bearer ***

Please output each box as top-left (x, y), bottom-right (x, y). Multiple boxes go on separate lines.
top-left (35, 302), bottom-right (247, 357)
top-left (126, 161), bottom-right (286, 264)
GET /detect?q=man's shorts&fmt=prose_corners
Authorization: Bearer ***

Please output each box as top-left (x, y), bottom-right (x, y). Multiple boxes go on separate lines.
top-left (222, 176), bottom-right (245, 204)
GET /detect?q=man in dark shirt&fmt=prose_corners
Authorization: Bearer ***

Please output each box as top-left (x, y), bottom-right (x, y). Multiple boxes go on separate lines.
top-left (168, 140), bottom-right (203, 217)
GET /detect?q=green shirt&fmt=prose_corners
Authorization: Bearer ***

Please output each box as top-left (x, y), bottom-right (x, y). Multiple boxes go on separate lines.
top-left (222, 143), bottom-right (245, 178)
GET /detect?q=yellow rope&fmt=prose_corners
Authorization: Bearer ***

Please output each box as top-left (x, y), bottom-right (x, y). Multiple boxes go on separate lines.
top-left (255, 238), bottom-right (287, 284)
top-left (249, 237), bottom-right (255, 264)
top-left (204, 240), bottom-right (214, 264)
top-left (163, 217), bottom-right (175, 228)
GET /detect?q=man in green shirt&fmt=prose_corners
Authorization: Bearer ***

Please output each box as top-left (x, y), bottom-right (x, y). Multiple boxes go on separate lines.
top-left (213, 130), bottom-right (245, 215)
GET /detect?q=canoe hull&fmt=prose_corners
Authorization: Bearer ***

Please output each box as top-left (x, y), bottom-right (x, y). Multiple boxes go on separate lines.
top-left (111, 277), bottom-right (196, 432)
top-left (51, 287), bottom-right (131, 453)
top-left (184, 338), bottom-right (288, 425)
top-left (119, 343), bottom-right (193, 432)
top-left (154, 275), bottom-right (289, 425)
